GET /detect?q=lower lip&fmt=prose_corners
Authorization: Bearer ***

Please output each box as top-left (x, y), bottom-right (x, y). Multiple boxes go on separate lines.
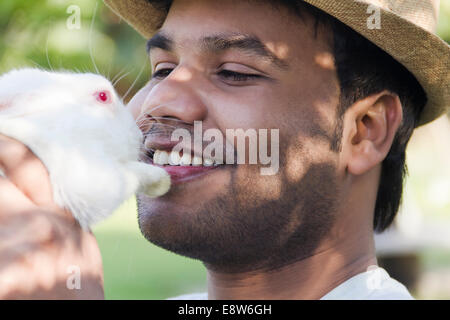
top-left (152, 163), bottom-right (223, 184)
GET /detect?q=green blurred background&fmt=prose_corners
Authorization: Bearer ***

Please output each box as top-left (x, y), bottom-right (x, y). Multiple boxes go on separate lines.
top-left (0, 0), bottom-right (449, 299)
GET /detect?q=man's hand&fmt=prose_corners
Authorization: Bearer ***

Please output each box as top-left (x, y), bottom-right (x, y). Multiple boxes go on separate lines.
top-left (0, 134), bottom-right (104, 299)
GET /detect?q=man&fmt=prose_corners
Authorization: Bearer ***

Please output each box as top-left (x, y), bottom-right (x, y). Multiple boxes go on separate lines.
top-left (0, 0), bottom-right (448, 299)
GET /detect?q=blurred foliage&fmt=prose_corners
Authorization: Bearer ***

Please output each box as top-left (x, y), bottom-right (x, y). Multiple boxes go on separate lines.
top-left (438, 0), bottom-right (450, 43)
top-left (0, 0), bottom-right (151, 102)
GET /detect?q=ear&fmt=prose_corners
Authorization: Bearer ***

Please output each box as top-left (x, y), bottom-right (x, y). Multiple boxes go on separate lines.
top-left (342, 91), bottom-right (403, 176)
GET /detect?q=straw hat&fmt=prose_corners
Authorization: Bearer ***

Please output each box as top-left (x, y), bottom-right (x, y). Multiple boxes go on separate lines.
top-left (104, 0), bottom-right (450, 127)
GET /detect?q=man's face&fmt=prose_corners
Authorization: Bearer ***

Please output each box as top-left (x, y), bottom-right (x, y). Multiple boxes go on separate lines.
top-left (128, 0), bottom-right (343, 272)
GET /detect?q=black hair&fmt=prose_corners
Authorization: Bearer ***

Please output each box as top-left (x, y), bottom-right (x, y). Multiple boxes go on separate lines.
top-left (146, 0), bottom-right (427, 233)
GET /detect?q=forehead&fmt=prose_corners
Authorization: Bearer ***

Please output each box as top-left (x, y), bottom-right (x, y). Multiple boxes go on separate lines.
top-left (158, 0), bottom-right (329, 58)
top-left (165, 0), bottom-right (293, 33)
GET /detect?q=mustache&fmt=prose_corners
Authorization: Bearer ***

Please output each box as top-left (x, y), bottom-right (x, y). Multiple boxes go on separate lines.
top-left (135, 115), bottom-right (237, 159)
top-left (136, 115), bottom-right (190, 137)
top-left (137, 115), bottom-right (197, 150)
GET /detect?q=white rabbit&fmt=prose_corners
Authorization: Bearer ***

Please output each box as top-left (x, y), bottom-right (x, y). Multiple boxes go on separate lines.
top-left (0, 68), bottom-right (170, 229)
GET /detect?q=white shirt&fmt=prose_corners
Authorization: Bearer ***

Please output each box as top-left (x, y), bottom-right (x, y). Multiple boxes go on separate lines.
top-left (167, 266), bottom-right (413, 300)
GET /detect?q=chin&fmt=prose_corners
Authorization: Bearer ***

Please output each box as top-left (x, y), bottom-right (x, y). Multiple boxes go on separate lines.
top-left (135, 164), bottom-right (233, 250)
top-left (135, 161), bottom-right (340, 273)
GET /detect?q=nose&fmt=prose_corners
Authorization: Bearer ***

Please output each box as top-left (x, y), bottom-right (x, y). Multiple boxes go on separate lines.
top-left (141, 67), bottom-right (208, 124)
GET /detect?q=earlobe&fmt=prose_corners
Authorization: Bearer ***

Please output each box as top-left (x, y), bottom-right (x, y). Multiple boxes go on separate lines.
top-left (344, 91), bottom-right (403, 176)
top-left (348, 135), bottom-right (391, 176)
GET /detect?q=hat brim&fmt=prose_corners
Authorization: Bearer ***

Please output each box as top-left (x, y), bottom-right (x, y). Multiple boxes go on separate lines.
top-left (104, 0), bottom-right (450, 127)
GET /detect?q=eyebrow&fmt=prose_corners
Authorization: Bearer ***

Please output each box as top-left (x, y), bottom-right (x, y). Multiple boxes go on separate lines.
top-left (146, 33), bottom-right (173, 52)
top-left (146, 32), bottom-right (289, 70)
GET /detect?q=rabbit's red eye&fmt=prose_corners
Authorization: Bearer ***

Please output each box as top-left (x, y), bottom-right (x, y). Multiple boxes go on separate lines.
top-left (95, 91), bottom-right (111, 103)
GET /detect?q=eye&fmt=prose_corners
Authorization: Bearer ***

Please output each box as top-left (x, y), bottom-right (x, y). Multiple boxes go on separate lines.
top-left (95, 90), bottom-right (112, 104)
top-left (151, 68), bottom-right (173, 80)
top-left (218, 70), bottom-right (262, 82)
top-left (151, 62), bottom-right (177, 80)
top-left (217, 63), bottom-right (266, 85)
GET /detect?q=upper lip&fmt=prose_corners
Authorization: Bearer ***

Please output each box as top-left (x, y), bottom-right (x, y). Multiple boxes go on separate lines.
top-left (144, 135), bottom-right (182, 153)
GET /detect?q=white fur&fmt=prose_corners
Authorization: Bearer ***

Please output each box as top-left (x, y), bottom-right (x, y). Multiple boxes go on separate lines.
top-left (0, 68), bottom-right (170, 229)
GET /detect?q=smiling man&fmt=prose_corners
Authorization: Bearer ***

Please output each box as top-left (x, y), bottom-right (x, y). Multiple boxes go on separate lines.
top-left (0, 0), bottom-right (448, 300)
top-left (107, 0), bottom-right (449, 300)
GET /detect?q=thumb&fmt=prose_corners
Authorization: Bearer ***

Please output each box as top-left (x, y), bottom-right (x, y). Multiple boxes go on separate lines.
top-left (0, 175), bottom-right (36, 215)
top-left (0, 135), bottom-right (70, 217)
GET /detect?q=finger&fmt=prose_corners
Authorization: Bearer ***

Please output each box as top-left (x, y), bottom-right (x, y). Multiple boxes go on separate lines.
top-left (0, 176), bottom-right (36, 216)
top-left (0, 135), bottom-right (55, 208)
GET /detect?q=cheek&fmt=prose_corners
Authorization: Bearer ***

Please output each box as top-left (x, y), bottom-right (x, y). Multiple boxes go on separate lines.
top-left (210, 88), bottom-right (289, 130)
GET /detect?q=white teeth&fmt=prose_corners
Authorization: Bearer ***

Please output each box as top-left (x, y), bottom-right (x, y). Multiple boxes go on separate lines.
top-left (152, 149), bottom-right (223, 167)
top-left (153, 150), bottom-right (160, 164)
top-left (192, 155), bottom-right (202, 166)
top-left (153, 150), bottom-right (169, 165)
top-left (169, 150), bottom-right (181, 165)
top-left (159, 151), bottom-right (169, 165)
top-left (203, 158), bottom-right (214, 166)
top-left (180, 153), bottom-right (192, 166)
